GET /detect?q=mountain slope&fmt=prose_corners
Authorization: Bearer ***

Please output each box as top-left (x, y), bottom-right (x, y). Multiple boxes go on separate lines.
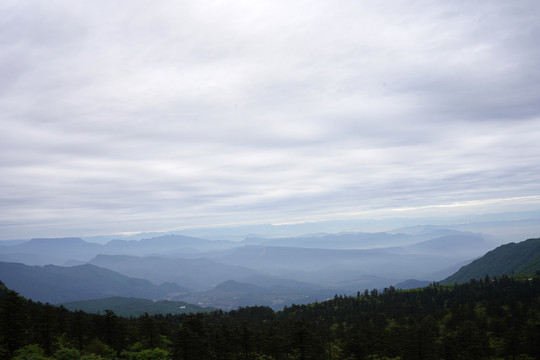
top-left (0, 261), bottom-right (176, 303)
top-left (441, 237), bottom-right (540, 284)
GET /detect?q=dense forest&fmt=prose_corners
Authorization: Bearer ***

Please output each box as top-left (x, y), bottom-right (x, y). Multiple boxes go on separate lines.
top-left (1, 275), bottom-right (539, 359)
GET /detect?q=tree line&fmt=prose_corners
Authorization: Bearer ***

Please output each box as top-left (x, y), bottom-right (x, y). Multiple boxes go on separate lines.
top-left (1, 274), bottom-right (539, 359)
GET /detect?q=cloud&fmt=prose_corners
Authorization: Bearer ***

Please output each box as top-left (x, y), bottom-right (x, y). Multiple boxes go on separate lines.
top-left (1, 0), bottom-right (540, 238)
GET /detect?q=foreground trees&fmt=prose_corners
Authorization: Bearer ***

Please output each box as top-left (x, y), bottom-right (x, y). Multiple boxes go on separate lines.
top-left (1, 275), bottom-right (539, 359)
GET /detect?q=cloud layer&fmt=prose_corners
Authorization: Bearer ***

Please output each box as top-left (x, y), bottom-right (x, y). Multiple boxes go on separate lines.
top-left (2, 0), bottom-right (540, 238)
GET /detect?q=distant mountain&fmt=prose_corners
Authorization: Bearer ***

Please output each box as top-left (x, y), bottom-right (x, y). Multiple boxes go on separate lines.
top-left (214, 245), bottom-right (394, 271)
top-left (102, 234), bottom-right (237, 256)
top-left (441, 238), bottom-right (540, 284)
top-left (243, 232), bottom-right (414, 249)
top-left (0, 235), bottom-right (237, 266)
top-left (0, 260), bottom-right (328, 311)
top-left (243, 230), bottom-right (497, 253)
top-left (392, 218), bottom-right (540, 243)
top-left (0, 261), bottom-right (178, 303)
top-left (0, 238), bottom-right (102, 265)
top-left (61, 296), bottom-right (213, 317)
top-left (403, 233), bottom-right (496, 258)
top-left (158, 281), bottom-right (188, 294)
top-left (391, 226), bottom-right (475, 237)
top-left (0, 252), bottom-right (44, 265)
top-left (0, 240), bottom-right (28, 246)
top-left (0, 229), bottom-right (502, 303)
top-left (211, 280), bottom-right (267, 294)
top-left (211, 244), bottom-right (476, 285)
top-left (171, 279), bottom-right (337, 311)
top-left (88, 254), bottom-right (260, 290)
top-left (239, 273), bottom-right (321, 290)
top-left (394, 279), bottom-right (431, 290)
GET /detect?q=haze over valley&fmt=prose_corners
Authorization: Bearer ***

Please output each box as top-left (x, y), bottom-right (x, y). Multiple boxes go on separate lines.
top-left (2, 219), bottom-right (537, 310)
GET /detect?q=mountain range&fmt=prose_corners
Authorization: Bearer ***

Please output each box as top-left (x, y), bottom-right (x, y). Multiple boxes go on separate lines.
top-left (0, 262), bottom-right (180, 304)
top-left (2, 229), bottom-right (534, 311)
top-left (0, 234), bottom-right (237, 265)
top-left (88, 254), bottom-right (260, 291)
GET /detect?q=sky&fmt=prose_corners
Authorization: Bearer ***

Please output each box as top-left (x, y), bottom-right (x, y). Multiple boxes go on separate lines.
top-left (2, 0), bottom-right (540, 240)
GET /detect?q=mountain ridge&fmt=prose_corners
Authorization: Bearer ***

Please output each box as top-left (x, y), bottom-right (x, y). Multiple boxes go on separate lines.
top-left (441, 237), bottom-right (540, 284)
top-left (0, 261), bottom-right (179, 303)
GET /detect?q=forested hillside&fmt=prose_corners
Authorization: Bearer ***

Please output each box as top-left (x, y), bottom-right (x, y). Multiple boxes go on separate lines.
top-left (441, 237), bottom-right (540, 284)
top-left (1, 276), bottom-right (539, 359)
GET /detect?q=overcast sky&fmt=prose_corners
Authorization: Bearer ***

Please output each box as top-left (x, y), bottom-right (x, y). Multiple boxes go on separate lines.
top-left (2, 0), bottom-right (540, 239)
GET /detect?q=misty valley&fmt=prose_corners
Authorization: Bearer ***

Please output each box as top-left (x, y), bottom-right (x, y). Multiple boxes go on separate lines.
top-left (1, 228), bottom-right (498, 310)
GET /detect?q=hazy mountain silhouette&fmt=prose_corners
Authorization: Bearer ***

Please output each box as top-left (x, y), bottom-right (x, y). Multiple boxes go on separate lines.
top-left (102, 234), bottom-right (237, 256)
top-left (0, 261), bottom-right (178, 303)
top-left (0, 229), bottom-right (508, 309)
top-left (209, 241), bottom-right (483, 285)
top-left (88, 254), bottom-right (260, 290)
top-left (242, 232), bottom-right (414, 249)
top-left (402, 233), bottom-right (496, 258)
top-left (0, 235), bottom-right (236, 265)
top-left (0, 238), bottom-right (101, 265)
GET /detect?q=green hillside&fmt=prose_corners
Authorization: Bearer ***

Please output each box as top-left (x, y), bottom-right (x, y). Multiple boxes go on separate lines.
top-left (61, 296), bottom-right (213, 317)
top-left (441, 237), bottom-right (540, 284)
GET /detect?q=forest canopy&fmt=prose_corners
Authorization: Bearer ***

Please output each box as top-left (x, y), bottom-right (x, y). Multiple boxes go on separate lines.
top-left (1, 274), bottom-right (539, 359)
